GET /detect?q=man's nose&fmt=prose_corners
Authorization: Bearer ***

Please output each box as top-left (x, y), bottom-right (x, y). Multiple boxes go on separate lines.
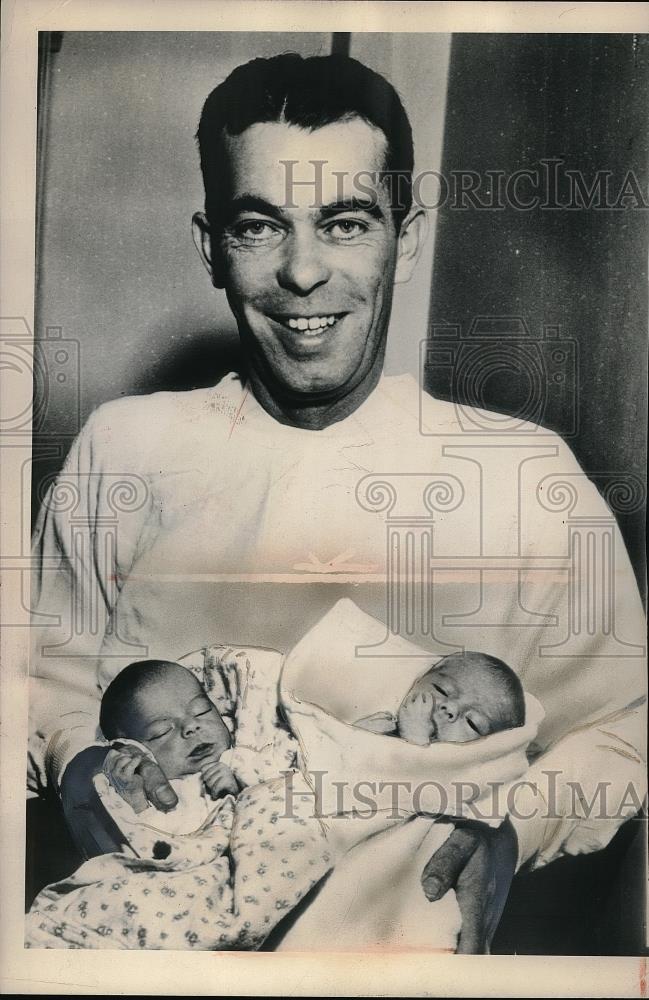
top-left (276, 231), bottom-right (331, 296)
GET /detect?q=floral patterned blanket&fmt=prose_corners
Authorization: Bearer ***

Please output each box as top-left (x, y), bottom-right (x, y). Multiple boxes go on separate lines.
top-left (25, 647), bottom-right (332, 950)
top-left (25, 775), bottom-right (331, 950)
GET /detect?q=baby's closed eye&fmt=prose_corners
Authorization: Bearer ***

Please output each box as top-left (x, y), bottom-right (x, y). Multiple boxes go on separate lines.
top-left (148, 727), bottom-right (172, 740)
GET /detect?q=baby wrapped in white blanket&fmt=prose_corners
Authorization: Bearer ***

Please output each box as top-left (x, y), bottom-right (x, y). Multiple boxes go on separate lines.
top-left (278, 599), bottom-right (544, 952)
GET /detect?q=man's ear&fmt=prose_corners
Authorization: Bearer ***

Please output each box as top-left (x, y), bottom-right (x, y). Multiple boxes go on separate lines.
top-left (394, 207), bottom-right (428, 285)
top-left (192, 212), bottom-right (225, 289)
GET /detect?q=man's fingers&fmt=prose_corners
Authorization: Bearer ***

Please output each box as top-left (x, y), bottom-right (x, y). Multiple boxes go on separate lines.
top-left (136, 757), bottom-right (178, 812)
top-left (421, 826), bottom-right (482, 901)
top-left (148, 784), bottom-right (179, 812)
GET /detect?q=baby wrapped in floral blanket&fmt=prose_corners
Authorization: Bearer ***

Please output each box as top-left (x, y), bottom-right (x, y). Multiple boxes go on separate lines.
top-left (25, 652), bottom-right (333, 950)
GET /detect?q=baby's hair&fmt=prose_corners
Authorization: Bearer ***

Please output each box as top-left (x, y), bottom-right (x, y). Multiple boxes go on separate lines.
top-left (100, 659), bottom-right (190, 740)
top-left (430, 651), bottom-right (526, 731)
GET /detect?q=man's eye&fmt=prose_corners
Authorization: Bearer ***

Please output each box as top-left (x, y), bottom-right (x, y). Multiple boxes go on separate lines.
top-left (232, 220), bottom-right (280, 242)
top-left (325, 218), bottom-right (369, 240)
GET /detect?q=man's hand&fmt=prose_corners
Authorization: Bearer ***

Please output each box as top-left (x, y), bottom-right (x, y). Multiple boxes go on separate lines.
top-left (104, 744), bottom-right (178, 813)
top-left (201, 758), bottom-right (240, 799)
top-left (421, 819), bottom-right (518, 953)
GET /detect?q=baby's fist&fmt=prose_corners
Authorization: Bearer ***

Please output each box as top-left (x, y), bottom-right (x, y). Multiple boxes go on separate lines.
top-left (201, 759), bottom-right (239, 800)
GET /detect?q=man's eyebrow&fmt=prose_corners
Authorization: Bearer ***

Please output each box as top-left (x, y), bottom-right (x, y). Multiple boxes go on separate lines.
top-left (225, 194), bottom-right (286, 222)
top-left (318, 197), bottom-right (385, 221)
top-left (224, 194), bottom-right (385, 224)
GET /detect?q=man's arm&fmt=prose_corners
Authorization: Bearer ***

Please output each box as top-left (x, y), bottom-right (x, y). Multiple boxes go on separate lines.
top-left (29, 414), bottom-right (111, 793)
top-left (421, 694), bottom-right (645, 953)
top-left (421, 819), bottom-right (518, 953)
top-left (420, 429), bottom-right (646, 949)
top-left (510, 702), bottom-right (646, 871)
top-left (60, 743), bottom-right (180, 859)
top-left (29, 404), bottom-right (151, 793)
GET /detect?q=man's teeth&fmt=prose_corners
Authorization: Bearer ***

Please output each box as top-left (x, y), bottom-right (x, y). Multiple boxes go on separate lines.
top-left (286, 315), bottom-right (337, 333)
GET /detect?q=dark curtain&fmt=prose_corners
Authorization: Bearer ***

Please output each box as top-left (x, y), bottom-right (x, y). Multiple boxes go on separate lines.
top-left (428, 33), bottom-right (647, 593)
top-left (428, 32), bottom-right (647, 955)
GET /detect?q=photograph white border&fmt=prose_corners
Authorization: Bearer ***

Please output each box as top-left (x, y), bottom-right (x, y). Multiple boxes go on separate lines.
top-left (1, 2), bottom-right (647, 995)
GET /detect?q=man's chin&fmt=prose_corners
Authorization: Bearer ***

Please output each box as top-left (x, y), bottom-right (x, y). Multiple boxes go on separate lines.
top-left (262, 362), bottom-right (373, 407)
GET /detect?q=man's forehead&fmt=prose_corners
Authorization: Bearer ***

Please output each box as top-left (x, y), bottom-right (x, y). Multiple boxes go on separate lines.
top-left (222, 118), bottom-right (390, 211)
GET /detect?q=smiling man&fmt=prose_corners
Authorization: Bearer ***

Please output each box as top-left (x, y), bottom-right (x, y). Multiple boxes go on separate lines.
top-left (29, 53), bottom-right (646, 955)
top-left (192, 56), bottom-right (425, 427)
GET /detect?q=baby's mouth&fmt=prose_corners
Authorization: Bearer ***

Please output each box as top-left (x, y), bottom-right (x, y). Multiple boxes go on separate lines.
top-left (188, 742), bottom-right (213, 760)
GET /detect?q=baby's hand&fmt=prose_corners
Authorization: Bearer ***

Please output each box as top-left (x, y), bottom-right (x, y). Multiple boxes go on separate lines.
top-left (104, 747), bottom-right (149, 814)
top-left (397, 691), bottom-right (436, 746)
top-left (354, 711), bottom-right (397, 735)
top-left (201, 758), bottom-right (239, 800)
top-left (104, 744), bottom-right (178, 813)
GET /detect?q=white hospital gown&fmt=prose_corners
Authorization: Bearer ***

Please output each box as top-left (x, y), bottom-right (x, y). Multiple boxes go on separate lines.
top-left (29, 372), bottom-right (647, 870)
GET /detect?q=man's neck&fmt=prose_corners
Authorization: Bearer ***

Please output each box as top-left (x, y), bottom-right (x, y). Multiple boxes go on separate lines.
top-left (247, 363), bottom-right (384, 431)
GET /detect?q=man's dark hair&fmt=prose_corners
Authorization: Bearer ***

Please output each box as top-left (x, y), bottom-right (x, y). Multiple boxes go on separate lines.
top-left (196, 53), bottom-right (414, 231)
top-left (100, 659), bottom-right (188, 740)
top-left (433, 651), bottom-right (526, 731)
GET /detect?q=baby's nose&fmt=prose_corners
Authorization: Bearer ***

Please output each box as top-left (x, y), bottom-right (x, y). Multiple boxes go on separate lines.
top-left (438, 700), bottom-right (457, 722)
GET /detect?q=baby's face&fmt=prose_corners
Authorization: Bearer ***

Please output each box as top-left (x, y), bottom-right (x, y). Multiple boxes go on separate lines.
top-left (401, 658), bottom-right (514, 743)
top-left (119, 666), bottom-right (231, 779)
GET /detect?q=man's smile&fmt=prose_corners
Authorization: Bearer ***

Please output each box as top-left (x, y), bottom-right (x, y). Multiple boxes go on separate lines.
top-left (267, 312), bottom-right (347, 335)
top-left (262, 311), bottom-right (353, 358)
